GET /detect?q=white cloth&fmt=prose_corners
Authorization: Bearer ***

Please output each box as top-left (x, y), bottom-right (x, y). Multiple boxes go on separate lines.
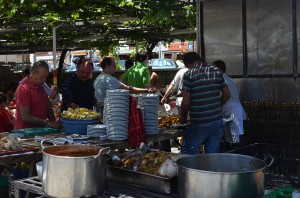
top-left (94, 72), bottom-right (122, 101)
top-left (223, 73), bottom-right (247, 135)
top-left (171, 68), bottom-right (188, 107)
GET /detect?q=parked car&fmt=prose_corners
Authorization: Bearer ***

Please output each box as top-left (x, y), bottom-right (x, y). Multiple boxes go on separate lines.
top-left (66, 62), bottom-right (103, 72)
top-left (149, 58), bottom-right (177, 69)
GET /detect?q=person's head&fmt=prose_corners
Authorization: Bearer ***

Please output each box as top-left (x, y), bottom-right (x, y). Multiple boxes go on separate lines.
top-left (75, 58), bottom-right (94, 82)
top-left (212, 60), bottom-right (226, 73)
top-left (125, 59), bottom-right (134, 70)
top-left (0, 92), bottom-right (7, 108)
top-left (135, 52), bottom-right (148, 63)
top-left (183, 52), bottom-right (201, 69)
top-left (100, 56), bottom-right (116, 74)
top-left (30, 61), bottom-right (50, 86)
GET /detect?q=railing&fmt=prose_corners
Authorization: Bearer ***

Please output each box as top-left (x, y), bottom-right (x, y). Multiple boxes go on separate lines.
top-left (242, 101), bottom-right (300, 145)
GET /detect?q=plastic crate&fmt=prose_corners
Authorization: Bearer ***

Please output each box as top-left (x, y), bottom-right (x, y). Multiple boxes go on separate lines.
top-left (227, 143), bottom-right (300, 188)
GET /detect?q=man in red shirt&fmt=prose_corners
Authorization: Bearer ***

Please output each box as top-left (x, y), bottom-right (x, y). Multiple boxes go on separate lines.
top-left (14, 61), bottom-right (61, 129)
top-left (0, 92), bottom-right (14, 132)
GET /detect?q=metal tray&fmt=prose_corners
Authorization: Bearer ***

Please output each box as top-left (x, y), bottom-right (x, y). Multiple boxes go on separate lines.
top-left (106, 151), bottom-right (178, 194)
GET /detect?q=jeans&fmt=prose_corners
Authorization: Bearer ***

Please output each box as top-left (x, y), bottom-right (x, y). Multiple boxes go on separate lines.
top-left (181, 120), bottom-right (224, 155)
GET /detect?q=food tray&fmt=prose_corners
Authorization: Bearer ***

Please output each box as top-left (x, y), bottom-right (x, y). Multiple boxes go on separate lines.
top-left (0, 146), bottom-right (40, 156)
top-left (106, 151), bottom-right (178, 194)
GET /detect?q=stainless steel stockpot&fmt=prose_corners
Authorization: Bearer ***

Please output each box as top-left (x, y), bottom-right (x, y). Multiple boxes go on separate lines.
top-left (176, 153), bottom-right (273, 198)
top-left (41, 142), bottom-right (109, 198)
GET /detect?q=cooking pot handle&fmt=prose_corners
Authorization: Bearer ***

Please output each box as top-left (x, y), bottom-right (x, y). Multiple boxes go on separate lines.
top-left (94, 147), bottom-right (110, 159)
top-left (41, 138), bottom-right (57, 149)
top-left (263, 154), bottom-right (274, 168)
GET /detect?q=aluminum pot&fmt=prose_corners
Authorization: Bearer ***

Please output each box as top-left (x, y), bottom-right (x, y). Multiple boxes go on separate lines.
top-left (41, 140), bottom-right (109, 198)
top-left (176, 153), bottom-right (273, 198)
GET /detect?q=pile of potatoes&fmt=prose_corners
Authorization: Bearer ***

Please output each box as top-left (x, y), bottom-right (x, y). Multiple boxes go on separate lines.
top-left (61, 108), bottom-right (100, 120)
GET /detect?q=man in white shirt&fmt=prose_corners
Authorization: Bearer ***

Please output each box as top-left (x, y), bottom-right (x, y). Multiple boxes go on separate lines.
top-left (161, 67), bottom-right (189, 113)
top-left (212, 60), bottom-right (247, 146)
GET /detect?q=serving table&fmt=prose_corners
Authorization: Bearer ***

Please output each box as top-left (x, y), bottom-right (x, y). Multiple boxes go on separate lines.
top-left (0, 127), bottom-right (184, 169)
top-left (5, 128), bottom-right (183, 197)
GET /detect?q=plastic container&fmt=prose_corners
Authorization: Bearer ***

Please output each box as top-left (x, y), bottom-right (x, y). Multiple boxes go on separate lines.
top-left (36, 161), bottom-right (43, 181)
top-left (60, 118), bottom-right (99, 135)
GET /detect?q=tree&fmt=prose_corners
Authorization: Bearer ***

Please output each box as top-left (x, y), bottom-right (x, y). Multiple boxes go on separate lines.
top-left (0, 0), bottom-right (196, 54)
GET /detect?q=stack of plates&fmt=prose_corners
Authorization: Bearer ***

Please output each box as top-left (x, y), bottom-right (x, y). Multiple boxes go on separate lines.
top-left (87, 124), bottom-right (107, 138)
top-left (138, 94), bottom-right (159, 134)
top-left (104, 89), bottom-right (129, 141)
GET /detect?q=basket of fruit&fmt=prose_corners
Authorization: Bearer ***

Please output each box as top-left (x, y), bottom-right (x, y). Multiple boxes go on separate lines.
top-left (60, 108), bottom-right (100, 135)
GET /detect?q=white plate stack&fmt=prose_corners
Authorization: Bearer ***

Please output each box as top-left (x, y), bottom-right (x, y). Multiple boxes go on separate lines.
top-left (138, 93), bottom-right (159, 134)
top-left (87, 124), bottom-right (107, 138)
top-left (104, 89), bottom-right (129, 141)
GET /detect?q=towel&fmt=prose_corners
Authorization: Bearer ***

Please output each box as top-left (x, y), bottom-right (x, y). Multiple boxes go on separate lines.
top-left (128, 95), bottom-right (147, 147)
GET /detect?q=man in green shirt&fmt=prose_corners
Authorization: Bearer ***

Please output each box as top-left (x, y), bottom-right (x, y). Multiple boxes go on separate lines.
top-left (122, 52), bottom-right (151, 89)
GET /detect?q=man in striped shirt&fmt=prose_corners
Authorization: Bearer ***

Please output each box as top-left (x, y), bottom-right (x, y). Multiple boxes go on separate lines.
top-left (179, 52), bottom-right (231, 154)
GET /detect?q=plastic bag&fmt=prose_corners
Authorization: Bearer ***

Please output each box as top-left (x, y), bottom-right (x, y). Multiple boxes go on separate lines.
top-left (158, 155), bottom-right (181, 178)
top-left (223, 114), bottom-right (240, 143)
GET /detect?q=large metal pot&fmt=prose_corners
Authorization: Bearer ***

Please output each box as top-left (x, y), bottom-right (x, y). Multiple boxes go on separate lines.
top-left (176, 153), bottom-right (273, 198)
top-left (41, 141), bottom-right (109, 198)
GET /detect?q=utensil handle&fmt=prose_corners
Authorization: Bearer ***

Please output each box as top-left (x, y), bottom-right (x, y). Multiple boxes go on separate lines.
top-left (133, 141), bottom-right (153, 171)
top-left (263, 154), bottom-right (274, 168)
top-left (41, 138), bottom-right (57, 149)
top-left (94, 147), bottom-right (110, 159)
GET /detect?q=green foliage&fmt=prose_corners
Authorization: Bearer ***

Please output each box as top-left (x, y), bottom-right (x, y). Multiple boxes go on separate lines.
top-left (0, 0), bottom-right (196, 52)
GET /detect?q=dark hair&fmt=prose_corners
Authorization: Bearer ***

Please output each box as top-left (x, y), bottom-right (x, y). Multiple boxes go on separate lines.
top-left (75, 58), bottom-right (93, 71)
top-left (100, 56), bottom-right (114, 70)
top-left (125, 59), bottom-right (134, 70)
top-left (212, 60), bottom-right (226, 73)
top-left (183, 52), bottom-right (201, 66)
top-left (0, 92), bottom-right (7, 104)
top-left (31, 61), bottom-right (49, 74)
top-left (135, 52), bottom-right (148, 62)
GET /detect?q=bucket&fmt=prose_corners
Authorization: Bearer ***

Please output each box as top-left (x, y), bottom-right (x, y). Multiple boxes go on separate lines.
top-left (60, 118), bottom-right (99, 135)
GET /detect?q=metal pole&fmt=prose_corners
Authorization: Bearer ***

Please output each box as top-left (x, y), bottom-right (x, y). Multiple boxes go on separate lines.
top-left (53, 27), bottom-right (57, 70)
top-left (52, 27), bottom-right (57, 85)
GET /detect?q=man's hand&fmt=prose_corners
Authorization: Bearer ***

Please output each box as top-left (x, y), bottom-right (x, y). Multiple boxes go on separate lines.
top-left (47, 120), bottom-right (62, 129)
top-left (161, 96), bottom-right (167, 104)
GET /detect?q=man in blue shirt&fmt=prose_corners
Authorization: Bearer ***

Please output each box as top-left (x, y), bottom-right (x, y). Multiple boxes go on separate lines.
top-left (62, 58), bottom-right (96, 111)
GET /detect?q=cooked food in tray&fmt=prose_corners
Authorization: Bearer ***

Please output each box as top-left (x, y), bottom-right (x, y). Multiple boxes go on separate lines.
top-left (113, 150), bottom-right (178, 177)
top-left (158, 115), bottom-right (180, 128)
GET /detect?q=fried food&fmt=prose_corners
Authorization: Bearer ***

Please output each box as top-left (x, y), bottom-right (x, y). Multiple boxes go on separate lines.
top-left (158, 115), bottom-right (180, 127)
top-left (120, 151), bottom-right (176, 177)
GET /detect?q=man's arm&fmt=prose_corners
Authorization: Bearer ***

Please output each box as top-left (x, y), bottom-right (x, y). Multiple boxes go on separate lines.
top-left (47, 101), bottom-right (55, 121)
top-left (19, 106), bottom-right (48, 127)
top-left (62, 78), bottom-right (78, 109)
top-left (221, 85), bottom-right (231, 105)
top-left (180, 91), bottom-right (190, 124)
top-left (161, 84), bottom-right (174, 104)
